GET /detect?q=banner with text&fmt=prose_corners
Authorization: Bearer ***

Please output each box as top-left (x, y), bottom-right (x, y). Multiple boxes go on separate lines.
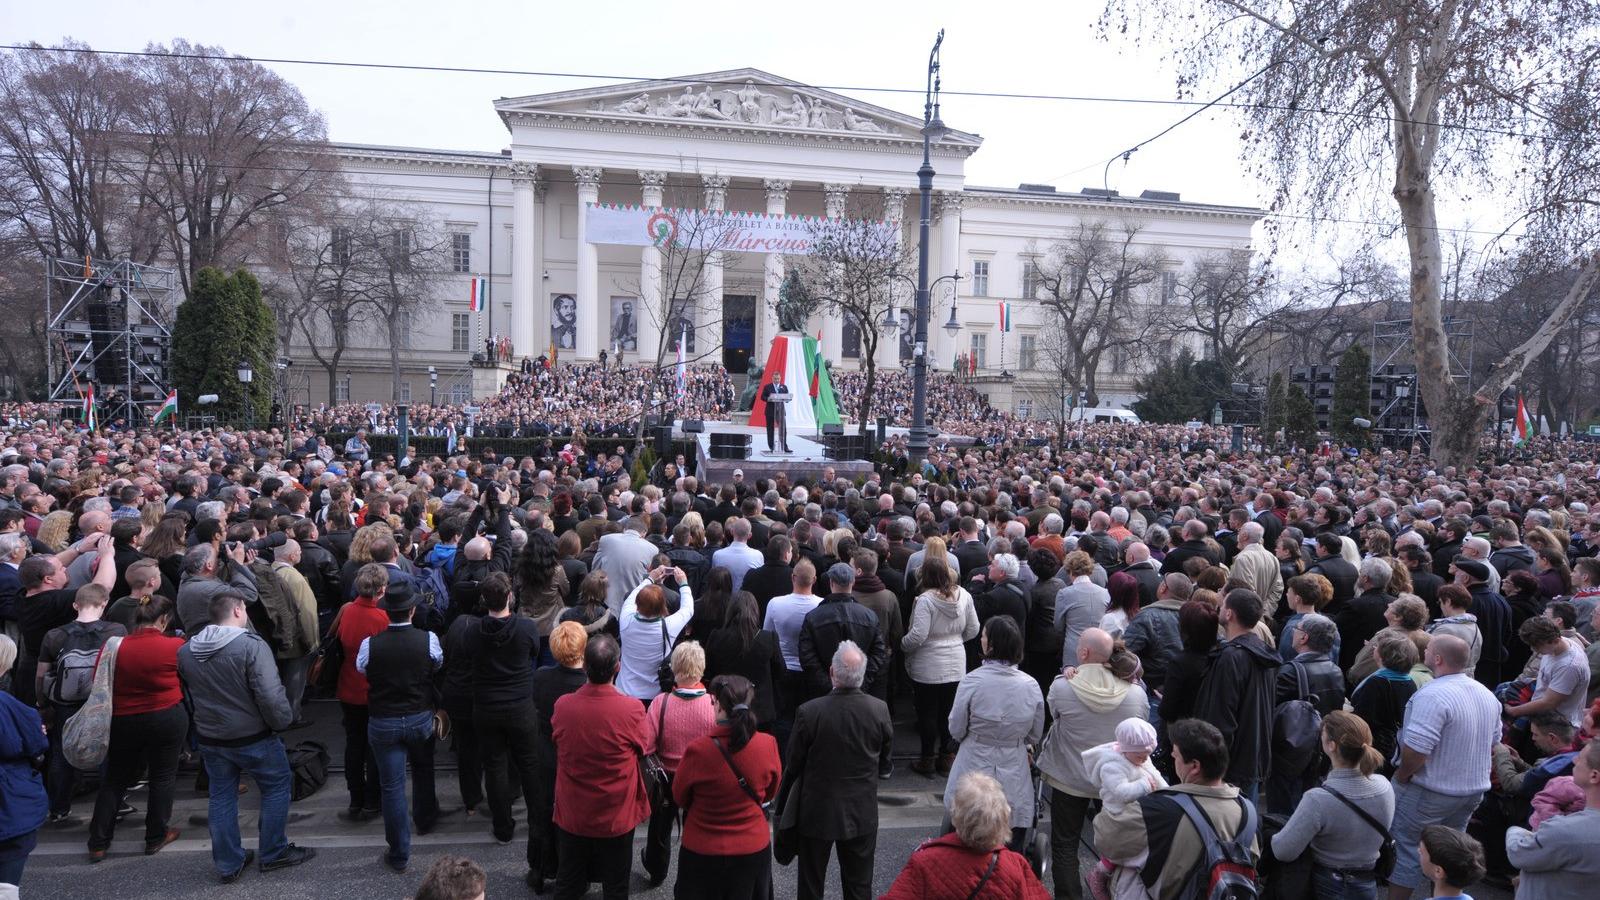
top-left (584, 203), bottom-right (895, 256)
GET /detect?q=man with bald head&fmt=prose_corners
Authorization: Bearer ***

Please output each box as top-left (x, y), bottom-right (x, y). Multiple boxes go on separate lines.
top-left (1035, 627), bottom-right (1148, 900)
top-left (63, 510), bottom-right (113, 589)
top-left (1386, 632), bottom-right (1502, 900)
top-left (448, 490), bottom-right (515, 618)
top-left (270, 538), bottom-right (321, 719)
top-left (1160, 518), bottom-right (1218, 575)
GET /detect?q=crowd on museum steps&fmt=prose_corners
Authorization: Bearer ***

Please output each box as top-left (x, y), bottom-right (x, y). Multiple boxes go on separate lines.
top-left (1, 362), bottom-right (1600, 900)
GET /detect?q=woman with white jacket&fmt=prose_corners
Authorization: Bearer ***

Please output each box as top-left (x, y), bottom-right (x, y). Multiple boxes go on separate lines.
top-left (901, 538), bottom-right (980, 776)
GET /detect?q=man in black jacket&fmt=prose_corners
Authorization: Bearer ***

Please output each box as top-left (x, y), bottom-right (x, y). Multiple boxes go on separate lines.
top-left (1307, 532), bottom-right (1358, 613)
top-left (743, 536), bottom-right (795, 614)
top-left (1192, 588), bottom-right (1279, 804)
top-left (798, 564), bottom-right (887, 702)
top-left (951, 517), bottom-right (989, 582)
top-left (358, 585), bottom-right (442, 873)
top-left (777, 641), bottom-right (893, 900)
top-left (450, 498), bottom-right (514, 620)
top-left (1159, 520), bottom-right (1219, 575)
top-left (1399, 544), bottom-right (1444, 618)
top-left (970, 553), bottom-right (1028, 669)
top-left (1333, 557), bottom-right (1397, 671)
top-left (291, 519), bottom-right (342, 629)
top-left (462, 572), bottom-right (542, 868)
top-left (1270, 612), bottom-right (1345, 815)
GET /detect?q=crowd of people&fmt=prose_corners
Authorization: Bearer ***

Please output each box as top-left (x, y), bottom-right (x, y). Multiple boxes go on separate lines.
top-left (830, 370), bottom-right (1003, 437)
top-left (0, 371), bottom-right (1598, 900)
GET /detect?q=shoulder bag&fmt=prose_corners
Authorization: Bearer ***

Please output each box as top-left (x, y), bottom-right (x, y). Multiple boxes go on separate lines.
top-left (1322, 785), bottom-right (1396, 881)
top-left (656, 618), bottom-right (676, 694)
top-left (641, 693), bottom-right (673, 810)
top-left (61, 635), bottom-right (122, 771)
top-left (710, 735), bottom-right (769, 815)
top-left (966, 851), bottom-right (1000, 900)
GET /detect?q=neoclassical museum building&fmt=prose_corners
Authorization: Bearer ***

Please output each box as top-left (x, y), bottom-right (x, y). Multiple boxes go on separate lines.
top-left (296, 68), bottom-right (1262, 415)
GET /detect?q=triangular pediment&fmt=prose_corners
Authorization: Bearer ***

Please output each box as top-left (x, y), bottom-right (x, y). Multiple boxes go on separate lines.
top-left (494, 68), bottom-right (981, 148)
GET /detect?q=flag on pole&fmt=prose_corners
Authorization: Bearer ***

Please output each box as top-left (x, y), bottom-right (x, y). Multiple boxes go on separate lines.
top-left (1514, 395), bottom-right (1531, 446)
top-left (445, 422), bottom-right (458, 455)
top-left (467, 276), bottom-right (487, 312)
top-left (83, 384), bottom-right (96, 431)
top-left (809, 330), bottom-right (823, 399)
top-left (675, 324), bottom-right (688, 399)
top-left (998, 301), bottom-right (1011, 333)
top-left (153, 390), bottom-right (177, 426)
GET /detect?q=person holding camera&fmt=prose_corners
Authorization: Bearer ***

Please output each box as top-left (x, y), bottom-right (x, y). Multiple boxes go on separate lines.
top-left (176, 541), bottom-right (258, 636)
top-left (617, 563), bottom-right (695, 703)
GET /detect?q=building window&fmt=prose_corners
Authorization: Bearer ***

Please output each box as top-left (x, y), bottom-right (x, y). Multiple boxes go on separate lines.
top-left (331, 226), bottom-right (352, 266)
top-left (972, 260), bottom-right (990, 297)
top-left (971, 332), bottom-right (988, 369)
top-left (451, 313), bottom-right (470, 352)
top-left (451, 232), bottom-right (472, 273)
top-left (1021, 258), bottom-right (1042, 299)
top-left (337, 374), bottom-right (351, 403)
top-left (1161, 271), bottom-right (1177, 305)
top-left (1019, 334), bottom-right (1036, 371)
top-left (391, 227), bottom-right (412, 263)
top-left (394, 311), bottom-right (413, 350)
top-left (398, 381), bottom-right (411, 403)
top-left (449, 384), bottom-right (470, 405)
top-left (1018, 400), bottom-right (1033, 418)
top-left (1112, 345), bottom-right (1131, 374)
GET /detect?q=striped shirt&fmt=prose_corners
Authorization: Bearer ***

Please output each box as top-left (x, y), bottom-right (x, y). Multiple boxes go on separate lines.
top-left (1398, 672), bottom-right (1501, 796)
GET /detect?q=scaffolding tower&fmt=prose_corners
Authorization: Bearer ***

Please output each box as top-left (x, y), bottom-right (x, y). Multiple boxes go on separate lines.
top-left (45, 257), bottom-right (179, 427)
top-left (1369, 317), bottom-right (1473, 449)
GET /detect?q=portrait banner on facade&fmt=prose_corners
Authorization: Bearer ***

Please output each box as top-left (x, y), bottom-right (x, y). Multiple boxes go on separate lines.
top-left (584, 203), bottom-right (895, 255)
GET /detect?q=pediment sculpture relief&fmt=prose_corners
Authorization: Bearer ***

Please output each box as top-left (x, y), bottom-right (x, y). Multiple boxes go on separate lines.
top-left (587, 80), bottom-right (898, 134)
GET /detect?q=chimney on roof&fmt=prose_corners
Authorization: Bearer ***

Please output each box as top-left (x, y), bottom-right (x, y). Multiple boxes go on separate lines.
top-left (1017, 183), bottom-right (1057, 193)
top-left (1139, 189), bottom-right (1181, 202)
top-left (1081, 187), bottom-right (1119, 198)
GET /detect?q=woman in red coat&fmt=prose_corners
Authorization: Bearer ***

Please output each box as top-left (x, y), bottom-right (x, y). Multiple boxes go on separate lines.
top-left (880, 772), bottom-right (1050, 900)
top-left (334, 564), bottom-right (392, 820)
top-left (671, 674), bottom-right (782, 900)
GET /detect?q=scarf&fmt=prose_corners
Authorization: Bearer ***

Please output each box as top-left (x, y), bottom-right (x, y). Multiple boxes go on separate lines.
top-left (1066, 662), bottom-right (1132, 713)
top-left (854, 573), bottom-right (887, 594)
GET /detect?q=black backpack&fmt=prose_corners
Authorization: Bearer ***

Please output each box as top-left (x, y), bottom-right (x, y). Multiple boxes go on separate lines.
top-left (1171, 792), bottom-right (1260, 900)
top-left (1271, 662), bottom-right (1323, 776)
top-left (45, 622), bottom-right (113, 705)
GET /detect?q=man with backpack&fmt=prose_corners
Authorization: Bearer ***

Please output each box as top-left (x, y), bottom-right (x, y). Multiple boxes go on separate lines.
top-left (1096, 718), bottom-right (1259, 900)
top-left (36, 582), bottom-right (126, 824)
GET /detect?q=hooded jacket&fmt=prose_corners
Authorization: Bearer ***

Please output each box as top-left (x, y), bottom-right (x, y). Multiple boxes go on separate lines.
top-left (1490, 543), bottom-right (1536, 578)
top-left (901, 588), bottom-right (980, 685)
top-left (1035, 662), bottom-right (1150, 798)
top-left (177, 625), bottom-right (293, 746)
top-left (1192, 632), bottom-right (1281, 786)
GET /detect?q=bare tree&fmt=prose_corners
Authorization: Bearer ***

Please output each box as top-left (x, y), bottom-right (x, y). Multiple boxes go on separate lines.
top-left (275, 211), bottom-right (374, 406)
top-left (359, 206), bottom-right (452, 405)
top-left (1163, 251), bottom-right (1286, 381)
top-left (1034, 220), bottom-right (1165, 409)
top-left (794, 203), bottom-right (913, 433)
top-left (1102, 0), bottom-right (1600, 466)
top-left (128, 40), bottom-right (336, 294)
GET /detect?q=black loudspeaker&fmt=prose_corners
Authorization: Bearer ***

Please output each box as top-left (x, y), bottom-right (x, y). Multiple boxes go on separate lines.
top-left (681, 419), bottom-right (705, 433)
top-left (820, 423), bottom-right (844, 435)
top-left (654, 425), bottom-right (673, 460)
top-left (826, 434), bottom-right (868, 461)
top-left (709, 433), bottom-right (750, 460)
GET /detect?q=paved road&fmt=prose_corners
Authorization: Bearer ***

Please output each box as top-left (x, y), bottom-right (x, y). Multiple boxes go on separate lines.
top-left (21, 698), bottom-right (1513, 899)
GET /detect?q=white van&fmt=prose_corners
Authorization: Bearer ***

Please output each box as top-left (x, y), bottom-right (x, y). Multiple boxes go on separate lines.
top-left (1067, 407), bottom-right (1142, 425)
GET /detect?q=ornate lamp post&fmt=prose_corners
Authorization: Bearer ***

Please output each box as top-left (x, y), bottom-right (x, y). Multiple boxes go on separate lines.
top-left (910, 29), bottom-right (950, 467)
top-left (236, 359), bottom-right (253, 428)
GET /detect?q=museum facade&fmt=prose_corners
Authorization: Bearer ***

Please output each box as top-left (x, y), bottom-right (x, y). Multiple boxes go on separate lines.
top-left (293, 68), bottom-right (1263, 414)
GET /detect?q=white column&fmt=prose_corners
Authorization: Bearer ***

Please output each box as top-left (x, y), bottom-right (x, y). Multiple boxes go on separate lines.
top-left (934, 191), bottom-right (964, 371)
top-left (761, 179), bottom-right (790, 352)
top-left (509, 162), bottom-right (537, 362)
top-left (530, 177), bottom-right (548, 359)
top-left (637, 170), bottom-right (666, 365)
top-left (821, 183), bottom-right (851, 364)
top-left (879, 188), bottom-right (909, 372)
top-left (701, 174), bottom-right (728, 361)
top-left (573, 166), bottom-right (603, 361)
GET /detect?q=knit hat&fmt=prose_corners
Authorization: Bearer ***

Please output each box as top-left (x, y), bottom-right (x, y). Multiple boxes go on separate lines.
top-left (1112, 717), bottom-right (1158, 755)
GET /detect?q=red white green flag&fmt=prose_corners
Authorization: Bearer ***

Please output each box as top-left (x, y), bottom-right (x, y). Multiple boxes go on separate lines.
top-left (1514, 395), bottom-right (1531, 446)
top-left (153, 390), bottom-right (177, 425)
top-left (467, 276), bottom-right (487, 312)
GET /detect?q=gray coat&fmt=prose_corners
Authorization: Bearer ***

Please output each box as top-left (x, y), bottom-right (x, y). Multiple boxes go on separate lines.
top-left (177, 625), bottom-right (292, 744)
top-left (943, 662), bottom-right (1045, 828)
top-left (176, 563), bottom-right (259, 635)
top-left (594, 531), bottom-right (658, 615)
top-left (1035, 663), bottom-right (1150, 799)
top-left (1056, 578), bottom-right (1109, 666)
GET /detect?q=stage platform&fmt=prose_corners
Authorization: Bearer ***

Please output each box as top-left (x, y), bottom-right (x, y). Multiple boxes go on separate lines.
top-left (684, 420), bottom-right (877, 485)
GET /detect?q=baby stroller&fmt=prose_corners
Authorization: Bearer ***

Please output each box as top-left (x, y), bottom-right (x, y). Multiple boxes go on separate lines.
top-left (1023, 763), bottom-right (1051, 880)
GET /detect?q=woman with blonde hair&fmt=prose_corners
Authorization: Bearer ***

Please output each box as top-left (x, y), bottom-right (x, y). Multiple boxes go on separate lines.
top-left (902, 537), bottom-right (979, 775)
top-left (338, 522), bottom-right (393, 598)
top-left (35, 511), bottom-right (74, 553)
top-left (1270, 711), bottom-right (1396, 900)
top-left (638, 641), bottom-right (718, 886)
top-left (881, 773), bottom-right (1050, 899)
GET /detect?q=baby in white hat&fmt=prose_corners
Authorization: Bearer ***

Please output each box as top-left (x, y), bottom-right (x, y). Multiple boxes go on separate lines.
top-left (1082, 717), bottom-right (1167, 900)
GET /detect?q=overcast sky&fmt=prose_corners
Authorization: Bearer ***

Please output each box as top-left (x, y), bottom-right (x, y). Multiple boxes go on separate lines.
top-left (9, 0), bottom-right (1516, 268)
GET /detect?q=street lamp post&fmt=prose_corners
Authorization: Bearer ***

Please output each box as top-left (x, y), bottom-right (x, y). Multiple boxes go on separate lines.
top-left (236, 359), bottom-right (254, 429)
top-left (910, 29), bottom-right (949, 467)
top-left (429, 366), bottom-right (438, 407)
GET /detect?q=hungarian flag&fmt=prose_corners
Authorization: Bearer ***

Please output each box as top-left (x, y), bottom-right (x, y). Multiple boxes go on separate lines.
top-left (153, 390), bottom-right (177, 426)
top-left (445, 422), bottom-right (458, 455)
top-left (1514, 395), bottom-right (1531, 446)
top-left (998, 301), bottom-right (1011, 332)
top-left (675, 324), bottom-right (688, 400)
top-left (467, 276), bottom-right (488, 312)
top-left (808, 331), bottom-right (823, 398)
top-left (82, 384), bottom-right (96, 431)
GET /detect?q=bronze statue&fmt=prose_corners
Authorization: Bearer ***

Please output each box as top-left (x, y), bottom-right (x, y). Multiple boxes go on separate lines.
top-left (737, 362), bottom-right (764, 412)
top-left (776, 270), bottom-right (817, 333)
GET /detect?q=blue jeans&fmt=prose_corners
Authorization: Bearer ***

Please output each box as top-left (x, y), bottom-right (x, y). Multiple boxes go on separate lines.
top-left (1387, 779), bottom-right (1482, 890)
top-left (1313, 865), bottom-right (1377, 900)
top-left (368, 710), bottom-right (438, 867)
top-left (201, 737), bottom-right (293, 876)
